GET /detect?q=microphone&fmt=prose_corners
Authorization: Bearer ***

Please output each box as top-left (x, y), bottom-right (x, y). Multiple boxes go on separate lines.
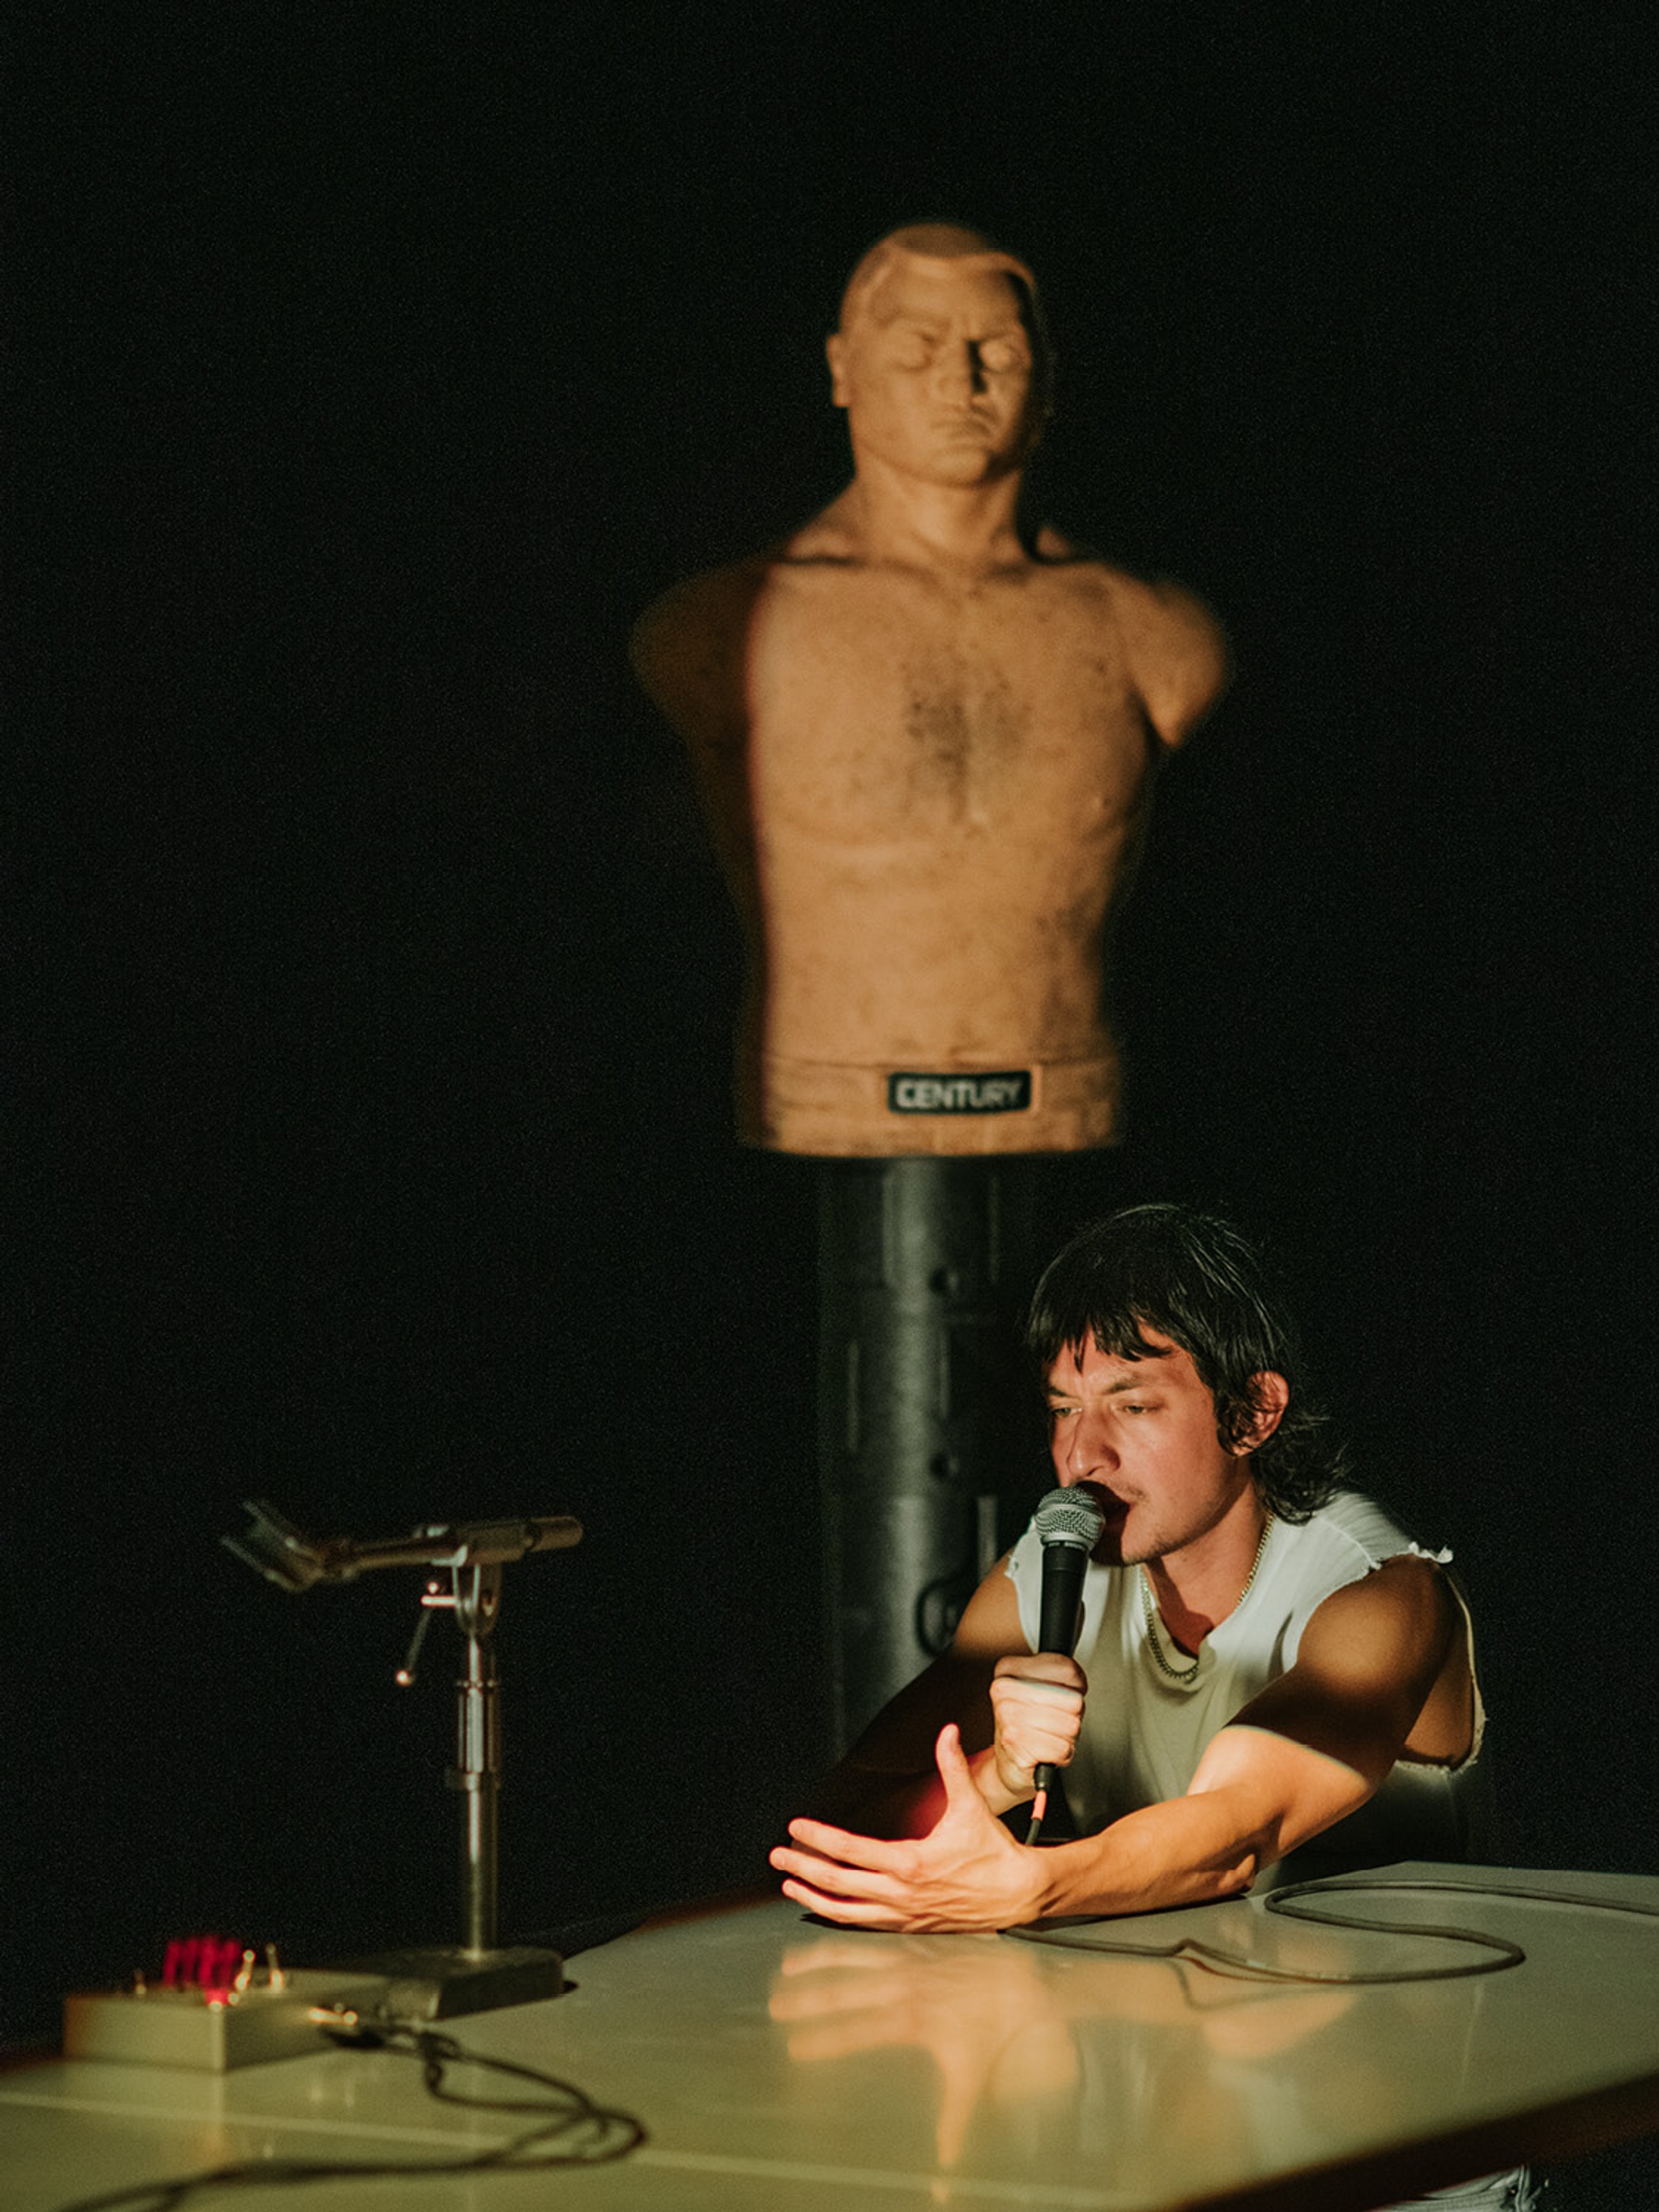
top-left (1033, 1485), bottom-right (1105, 1658)
top-left (223, 1502), bottom-right (582, 1592)
top-left (1028, 1486), bottom-right (1105, 1832)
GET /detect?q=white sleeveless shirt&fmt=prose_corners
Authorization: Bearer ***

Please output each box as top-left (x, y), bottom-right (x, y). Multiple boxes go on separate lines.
top-left (1004, 1491), bottom-right (1491, 1873)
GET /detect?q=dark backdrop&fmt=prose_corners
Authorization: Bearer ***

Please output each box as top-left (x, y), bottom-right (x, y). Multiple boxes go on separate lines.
top-left (7, 6), bottom-right (1655, 2199)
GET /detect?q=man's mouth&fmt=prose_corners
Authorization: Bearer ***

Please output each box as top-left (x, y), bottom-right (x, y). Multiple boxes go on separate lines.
top-left (1074, 1481), bottom-right (1127, 1512)
top-left (1074, 1483), bottom-right (1131, 1536)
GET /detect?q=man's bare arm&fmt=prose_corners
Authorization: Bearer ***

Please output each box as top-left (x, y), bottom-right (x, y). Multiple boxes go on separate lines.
top-left (773, 1557), bottom-right (1461, 1931)
top-left (1027, 1554), bottom-right (1464, 1913)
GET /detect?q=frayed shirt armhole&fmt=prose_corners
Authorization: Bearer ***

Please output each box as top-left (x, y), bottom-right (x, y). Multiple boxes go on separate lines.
top-left (1375, 1543), bottom-right (1487, 1773)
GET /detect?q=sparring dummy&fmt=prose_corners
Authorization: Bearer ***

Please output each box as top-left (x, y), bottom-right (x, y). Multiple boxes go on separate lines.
top-left (633, 227), bottom-right (1227, 1738)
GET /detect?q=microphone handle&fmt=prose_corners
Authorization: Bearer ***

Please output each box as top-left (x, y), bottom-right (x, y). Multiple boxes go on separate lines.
top-left (1033, 1541), bottom-right (1090, 1796)
top-left (1036, 1541), bottom-right (1090, 1659)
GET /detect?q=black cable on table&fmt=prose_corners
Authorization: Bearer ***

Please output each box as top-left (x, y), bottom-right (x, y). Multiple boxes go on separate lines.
top-left (1009, 1873), bottom-right (1659, 1986)
top-left (50, 2024), bottom-right (646, 2212)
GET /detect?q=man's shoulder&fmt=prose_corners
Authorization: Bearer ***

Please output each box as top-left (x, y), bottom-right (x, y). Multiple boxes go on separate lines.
top-left (1266, 1493), bottom-right (1462, 1661)
top-left (1293, 1548), bottom-right (1462, 1708)
top-left (1291, 1490), bottom-right (1446, 1569)
top-left (1247, 1493), bottom-right (1431, 1634)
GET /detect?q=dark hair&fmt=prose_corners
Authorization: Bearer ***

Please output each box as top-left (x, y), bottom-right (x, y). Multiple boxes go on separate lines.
top-left (1026, 1203), bottom-right (1347, 1522)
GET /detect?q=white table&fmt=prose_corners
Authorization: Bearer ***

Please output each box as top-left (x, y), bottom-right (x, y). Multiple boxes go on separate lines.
top-left (6, 1864), bottom-right (1659, 2210)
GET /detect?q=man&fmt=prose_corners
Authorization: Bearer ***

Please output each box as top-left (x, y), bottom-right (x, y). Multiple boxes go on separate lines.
top-left (771, 1203), bottom-right (1486, 1933)
top-left (632, 225), bottom-right (1228, 1157)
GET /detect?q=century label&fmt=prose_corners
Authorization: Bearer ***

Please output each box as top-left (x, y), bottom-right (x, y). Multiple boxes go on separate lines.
top-left (887, 1071), bottom-right (1033, 1115)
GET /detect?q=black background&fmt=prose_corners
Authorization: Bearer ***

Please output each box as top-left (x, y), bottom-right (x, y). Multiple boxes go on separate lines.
top-left (7, 6), bottom-right (1656, 2200)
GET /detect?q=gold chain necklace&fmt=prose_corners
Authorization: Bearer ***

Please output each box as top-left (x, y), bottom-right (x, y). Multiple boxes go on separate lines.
top-left (1139, 1513), bottom-right (1273, 1685)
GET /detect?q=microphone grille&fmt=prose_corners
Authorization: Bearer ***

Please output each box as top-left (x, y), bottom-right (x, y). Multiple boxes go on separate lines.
top-left (1032, 1485), bottom-right (1105, 1552)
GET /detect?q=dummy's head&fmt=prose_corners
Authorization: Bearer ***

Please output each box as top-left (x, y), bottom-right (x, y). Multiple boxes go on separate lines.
top-left (826, 224), bottom-right (1053, 485)
top-left (1026, 1204), bottom-right (1346, 1522)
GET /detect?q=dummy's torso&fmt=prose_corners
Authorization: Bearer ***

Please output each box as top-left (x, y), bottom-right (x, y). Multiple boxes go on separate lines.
top-left (635, 527), bottom-right (1223, 1153)
top-left (746, 551), bottom-right (1154, 1061)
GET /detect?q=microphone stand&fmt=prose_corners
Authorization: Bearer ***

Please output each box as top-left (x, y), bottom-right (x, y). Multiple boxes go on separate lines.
top-left (224, 1501), bottom-right (581, 2019)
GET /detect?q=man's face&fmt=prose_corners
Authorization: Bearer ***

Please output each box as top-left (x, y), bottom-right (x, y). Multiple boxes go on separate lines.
top-left (827, 257), bottom-right (1038, 488)
top-left (1044, 1330), bottom-right (1257, 1568)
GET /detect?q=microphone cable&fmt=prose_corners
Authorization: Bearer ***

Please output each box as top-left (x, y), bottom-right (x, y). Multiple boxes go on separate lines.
top-left (1009, 1871), bottom-right (1659, 1986)
top-left (48, 2022), bottom-right (646, 2212)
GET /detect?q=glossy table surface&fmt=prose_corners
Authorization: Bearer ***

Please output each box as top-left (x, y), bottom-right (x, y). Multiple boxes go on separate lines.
top-left (6, 1864), bottom-right (1659, 2211)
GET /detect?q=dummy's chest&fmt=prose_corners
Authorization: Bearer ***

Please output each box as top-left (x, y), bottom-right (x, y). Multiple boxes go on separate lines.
top-left (748, 594), bottom-right (1148, 840)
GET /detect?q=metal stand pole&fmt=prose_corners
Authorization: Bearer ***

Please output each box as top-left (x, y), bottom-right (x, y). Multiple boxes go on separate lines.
top-left (817, 1157), bottom-right (1038, 1752)
top-left (452, 1566), bottom-right (501, 1956)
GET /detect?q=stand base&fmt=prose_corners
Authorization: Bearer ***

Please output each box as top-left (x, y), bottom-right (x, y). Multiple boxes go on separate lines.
top-left (334, 1945), bottom-right (565, 2021)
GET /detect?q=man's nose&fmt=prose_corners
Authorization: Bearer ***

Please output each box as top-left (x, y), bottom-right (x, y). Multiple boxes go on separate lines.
top-left (1060, 1412), bottom-right (1117, 1479)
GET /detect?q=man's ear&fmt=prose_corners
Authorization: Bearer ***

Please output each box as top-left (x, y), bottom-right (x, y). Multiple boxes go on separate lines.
top-left (825, 331), bottom-right (850, 408)
top-left (1237, 1370), bottom-right (1290, 1454)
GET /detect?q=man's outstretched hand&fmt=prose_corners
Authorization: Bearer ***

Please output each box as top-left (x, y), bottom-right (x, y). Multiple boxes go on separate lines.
top-left (770, 1725), bottom-right (1051, 1933)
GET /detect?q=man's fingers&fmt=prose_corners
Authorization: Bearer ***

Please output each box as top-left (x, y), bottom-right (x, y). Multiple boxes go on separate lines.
top-left (993, 1652), bottom-right (1085, 1693)
top-left (993, 1673), bottom-right (1083, 1707)
top-left (1011, 1728), bottom-right (1076, 1768)
top-left (936, 1722), bottom-right (993, 1809)
top-left (772, 1843), bottom-right (904, 1903)
top-left (778, 1877), bottom-right (904, 1931)
top-left (782, 1818), bottom-right (902, 1873)
top-left (991, 1670), bottom-right (1083, 1782)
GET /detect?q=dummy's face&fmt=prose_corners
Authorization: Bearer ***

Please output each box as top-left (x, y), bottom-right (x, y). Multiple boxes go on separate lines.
top-left (1044, 1331), bottom-right (1260, 1568)
top-left (827, 259), bottom-right (1038, 488)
